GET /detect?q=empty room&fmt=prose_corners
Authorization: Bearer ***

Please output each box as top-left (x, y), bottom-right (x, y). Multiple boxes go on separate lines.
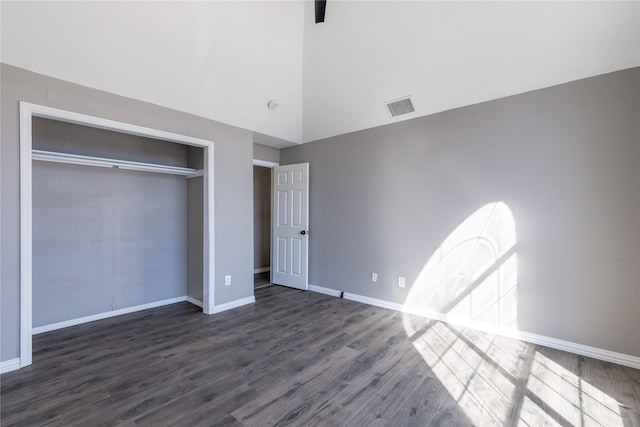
top-left (1, 1), bottom-right (639, 426)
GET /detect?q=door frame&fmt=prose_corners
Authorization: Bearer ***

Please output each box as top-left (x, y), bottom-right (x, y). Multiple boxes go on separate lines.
top-left (252, 159), bottom-right (278, 283)
top-left (271, 163), bottom-right (310, 290)
top-left (253, 159), bottom-right (279, 169)
top-left (19, 102), bottom-right (216, 368)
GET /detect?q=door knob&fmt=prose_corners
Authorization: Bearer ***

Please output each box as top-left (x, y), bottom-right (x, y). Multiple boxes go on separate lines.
top-left (300, 230), bottom-right (307, 235)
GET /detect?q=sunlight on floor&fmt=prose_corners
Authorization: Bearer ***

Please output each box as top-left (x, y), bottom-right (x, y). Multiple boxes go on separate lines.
top-left (525, 352), bottom-right (623, 426)
top-left (408, 321), bottom-right (524, 425)
top-left (405, 323), bottom-right (624, 426)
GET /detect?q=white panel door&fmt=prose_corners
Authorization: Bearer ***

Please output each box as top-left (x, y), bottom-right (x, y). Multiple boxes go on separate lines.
top-left (271, 163), bottom-right (309, 290)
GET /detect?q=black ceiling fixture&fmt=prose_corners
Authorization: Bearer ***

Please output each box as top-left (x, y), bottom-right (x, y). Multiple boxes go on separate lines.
top-left (315, 0), bottom-right (326, 23)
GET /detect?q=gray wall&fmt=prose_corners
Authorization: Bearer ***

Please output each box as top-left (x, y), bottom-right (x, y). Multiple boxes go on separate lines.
top-left (253, 166), bottom-right (271, 270)
top-left (187, 147), bottom-right (204, 302)
top-left (32, 119), bottom-right (189, 327)
top-left (281, 68), bottom-right (640, 357)
top-left (1, 64), bottom-right (254, 362)
top-left (32, 117), bottom-right (190, 165)
top-left (253, 143), bottom-right (280, 164)
top-left (33, 164), bottom-right (188, 326)
top-left (186, 177), bottom-right (204, 302)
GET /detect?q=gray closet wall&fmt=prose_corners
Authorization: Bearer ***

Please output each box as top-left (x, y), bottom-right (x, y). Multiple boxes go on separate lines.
top-left (187, 147), bottom-right (204, 302)
top-left (31, 118), bottom-right (200, 327)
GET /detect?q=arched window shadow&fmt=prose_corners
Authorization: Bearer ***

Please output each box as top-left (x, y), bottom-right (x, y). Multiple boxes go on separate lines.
top-left (401, 202), bottom-right (627, 426)
top-left (404, 201), bottom-right (517, 331)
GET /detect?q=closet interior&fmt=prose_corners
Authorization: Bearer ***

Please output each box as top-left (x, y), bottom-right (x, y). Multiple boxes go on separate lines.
top-left (31, 117), bottom-right (205, 331)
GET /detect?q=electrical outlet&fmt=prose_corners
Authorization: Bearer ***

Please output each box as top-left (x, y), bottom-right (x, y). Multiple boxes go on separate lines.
top-left (398, 276), bottom-right (406, 288)
top-left (225, 275), bottom-right (231, 286)
top-left (371, 272), bottom-right (378, 283)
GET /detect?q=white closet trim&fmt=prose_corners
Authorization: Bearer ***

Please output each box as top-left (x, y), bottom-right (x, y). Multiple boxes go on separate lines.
top-left (32, 149), bottom-right (202, 177)
top-left (18, 102), bottom-right (216, 372)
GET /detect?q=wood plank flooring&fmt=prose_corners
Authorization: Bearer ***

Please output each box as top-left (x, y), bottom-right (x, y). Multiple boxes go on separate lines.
top-left (254, 272), bottom-right (271, 289)
top-left (2, 285), bottom-right (640, 426)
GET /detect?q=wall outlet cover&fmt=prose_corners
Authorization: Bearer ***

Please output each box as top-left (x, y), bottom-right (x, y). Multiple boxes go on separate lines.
top-left (225, 275), bottom-right (231, 286)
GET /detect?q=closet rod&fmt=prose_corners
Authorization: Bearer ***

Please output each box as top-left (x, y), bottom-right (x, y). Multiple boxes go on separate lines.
top-left (32, 149), bottom-right (201, 177)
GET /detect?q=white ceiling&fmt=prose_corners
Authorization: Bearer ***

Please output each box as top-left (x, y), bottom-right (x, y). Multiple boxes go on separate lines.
top-left (2, 1), bottom-right (639, 147)
top-left (1, 1), bottom-right (305, 145)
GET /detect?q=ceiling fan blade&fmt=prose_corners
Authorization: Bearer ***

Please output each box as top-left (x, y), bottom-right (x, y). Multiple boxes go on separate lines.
top-left (315, 0), bottom-right (326, 23)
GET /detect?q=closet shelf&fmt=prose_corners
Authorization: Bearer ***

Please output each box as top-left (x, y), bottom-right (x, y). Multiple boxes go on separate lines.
top-left (32, 149), bottom-right (203, 178)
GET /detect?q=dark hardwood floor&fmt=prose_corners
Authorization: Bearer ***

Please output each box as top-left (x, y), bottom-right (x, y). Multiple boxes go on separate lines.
top-left (2, 285), bottom-right (640, 426)
top-left (254, 272), bottom-right (271, 289)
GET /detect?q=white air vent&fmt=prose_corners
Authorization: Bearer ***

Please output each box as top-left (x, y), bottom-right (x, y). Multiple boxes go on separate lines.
top-left (385, 96), bottom-right (415, 117)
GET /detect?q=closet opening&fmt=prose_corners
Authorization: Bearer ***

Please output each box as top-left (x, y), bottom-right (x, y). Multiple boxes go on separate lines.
top-left (252, 159), bottom-right (278, 290)
top-left (19, 102), bottom-right (215, 369)
top-left (253, 165), bottom-right (271, 289)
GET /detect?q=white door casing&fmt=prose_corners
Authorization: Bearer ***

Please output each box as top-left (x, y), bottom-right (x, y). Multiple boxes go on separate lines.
top-left (18, 102), bottom-right (215, 370)
top-left (271, 163), bottom-right (309, 290)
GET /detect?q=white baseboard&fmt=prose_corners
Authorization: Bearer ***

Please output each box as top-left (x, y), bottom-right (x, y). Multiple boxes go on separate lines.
top-left (505, 329), bottom-right (640, 370)
top-left (1, 358), bottom-right (21, 374)
top-left (312, 286), bottom-right (640, 370)
top-left (186, 296), bottom-right (203, 308)
top-left (18, 286), bottom-right (640, 371)
top-left (212, 296), bottom-right (256, 314)
top-left (7, 294), bottom-right (251, 374)
top-left (401, 302), bottom-right (640, 370)
top-left (309, 284), bottom-right (342, 298)
top-left (254, 267), bottom-right (270, 274)
top-left (30, 294), bottom-right (256, 334)
top-left (344, 292), bottom-right (402, 312)
top-left (32, 296), bottom-right (188, 335)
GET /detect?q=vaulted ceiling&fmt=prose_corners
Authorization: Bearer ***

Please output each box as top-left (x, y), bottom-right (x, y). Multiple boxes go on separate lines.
top-left (2, 1), bottom-right (639, 148)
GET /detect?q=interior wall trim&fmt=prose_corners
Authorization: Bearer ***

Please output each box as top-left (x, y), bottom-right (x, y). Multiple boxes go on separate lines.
top-left (3, 294), bottom-right (252, 372)
top-left (186, 297), bottom-right (204, 308)
top-left (212, 296), bottom-right (256, 314)
top-left (32, 296), bottom-right (189, 335)
top-left (308, 284), bottom-right (341, 297)
top-left (308, 284), bottom-right (640, 370)
top-left (19, 101), bottom-right (216, 370)
top-left (0, 358), bottom-right (21, 375)
top-left (253, 159), bottom-right (279, 168)
top-left (30, 293), bottom-right (247, 336)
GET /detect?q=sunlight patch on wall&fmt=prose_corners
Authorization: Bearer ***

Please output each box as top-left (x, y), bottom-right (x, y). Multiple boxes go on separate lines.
top-left (403, 201), bottom-right (517, 332)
